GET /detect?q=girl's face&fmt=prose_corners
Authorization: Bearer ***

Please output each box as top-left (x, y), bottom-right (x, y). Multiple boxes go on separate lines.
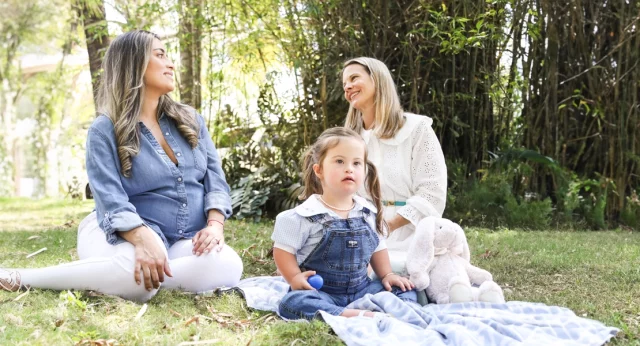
top-left (342, 64), bottom-right (376, 111)
top-left (313, 137), bottom-right (367, 198)
top-left (143, 38), bottom-right (175, 96)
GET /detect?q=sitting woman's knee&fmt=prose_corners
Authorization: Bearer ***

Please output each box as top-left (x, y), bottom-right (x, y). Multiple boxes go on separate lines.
top-left (199, 245), bottom-right (244, 287)
top-left (107, 252), bottom-right (160, 302)
top-left (120, 285), bottom-right (159, 303)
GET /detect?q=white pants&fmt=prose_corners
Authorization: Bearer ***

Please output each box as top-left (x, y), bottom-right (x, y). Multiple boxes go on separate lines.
top-left (16, 212), bottom-right (243, 302)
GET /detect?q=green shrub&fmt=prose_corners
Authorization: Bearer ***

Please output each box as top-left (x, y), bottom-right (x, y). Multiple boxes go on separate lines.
top-left (220, 75), bottom-right (308, 221)
top-left (445, 167), bottom-right (553, 230)
top-left (505, 197), bottom-right (553, 229)
top-left (620, 192), bottom-right (640, 230)
top-left (445, 173), bottom-right (512, 227)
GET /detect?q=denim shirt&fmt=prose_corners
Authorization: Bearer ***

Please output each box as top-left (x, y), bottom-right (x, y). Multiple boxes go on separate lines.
top-left (86, 112), bottom-right (232, 248)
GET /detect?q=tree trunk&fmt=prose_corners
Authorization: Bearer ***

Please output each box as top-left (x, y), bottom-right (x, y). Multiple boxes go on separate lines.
top-left (179, 0), bottom-right (203, 110)
top-left (75, 0), bottom-right (110, 108)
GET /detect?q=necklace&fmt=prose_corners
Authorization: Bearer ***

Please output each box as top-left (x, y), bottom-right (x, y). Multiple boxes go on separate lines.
top-left (318, 195), bottom-right (355, 212)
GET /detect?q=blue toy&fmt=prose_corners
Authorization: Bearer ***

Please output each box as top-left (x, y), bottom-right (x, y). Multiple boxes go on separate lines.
top-left (308, 274), bottom-right (324, 289)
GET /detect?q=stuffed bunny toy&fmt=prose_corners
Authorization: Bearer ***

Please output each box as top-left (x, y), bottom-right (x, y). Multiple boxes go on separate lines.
top-left (406, 216), bottom-right (505, 304)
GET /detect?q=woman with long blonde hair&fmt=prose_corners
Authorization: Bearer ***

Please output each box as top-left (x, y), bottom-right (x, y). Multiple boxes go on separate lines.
top-left (1, 30), bottom-right (243, 301)
top-left (342, 57), bottom-right (447, 287)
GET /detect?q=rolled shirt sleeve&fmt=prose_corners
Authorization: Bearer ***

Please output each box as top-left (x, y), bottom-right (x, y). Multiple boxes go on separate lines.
top-left (396, 118), bottom-right (448, 226)
top-left (197, 114), bottom-right (233, 219)
top-left (86, 127), bottom-right (145, 244)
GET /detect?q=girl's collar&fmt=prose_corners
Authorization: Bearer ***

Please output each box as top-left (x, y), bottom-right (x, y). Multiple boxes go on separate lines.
top-left (294, 194), bottom-right (377, 217)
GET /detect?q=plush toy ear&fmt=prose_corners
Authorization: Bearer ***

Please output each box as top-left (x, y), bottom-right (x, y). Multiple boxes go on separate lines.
top-left (457, 222), bottom-right (471, 262)
top-left (407, 216), bottom-right (437, 290)
top-left (422, 217), bottom-right (437, 266)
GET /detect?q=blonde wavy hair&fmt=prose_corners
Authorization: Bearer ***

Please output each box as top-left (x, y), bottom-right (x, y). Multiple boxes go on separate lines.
top-left (343, 57), bottom-right (405, 139)
top-left (96, 30), bottom-right (199, 178)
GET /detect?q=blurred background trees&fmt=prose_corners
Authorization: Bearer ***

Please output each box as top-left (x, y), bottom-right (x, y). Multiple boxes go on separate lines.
top-left (1, 0), bottom-right (638, 230)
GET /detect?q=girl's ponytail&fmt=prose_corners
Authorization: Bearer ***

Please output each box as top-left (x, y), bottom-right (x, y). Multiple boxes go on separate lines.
top-left (366, 161), bottom-right (385, 235)
top-left (299, 146), bottom-right (323, 200)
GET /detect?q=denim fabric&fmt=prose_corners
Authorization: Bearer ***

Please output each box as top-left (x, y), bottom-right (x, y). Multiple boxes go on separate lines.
top-left (86, 112), bottom-right (232, 248)
top-left (279, 279), bottom-right (417, 320)
top-left (271, 195), bottom-right (386, 265)
top-left (278, 209), bottom-right (417, 320)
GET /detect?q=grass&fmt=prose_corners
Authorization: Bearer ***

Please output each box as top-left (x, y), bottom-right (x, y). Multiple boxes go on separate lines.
top-left (0, 198), bottom-right (638, 345)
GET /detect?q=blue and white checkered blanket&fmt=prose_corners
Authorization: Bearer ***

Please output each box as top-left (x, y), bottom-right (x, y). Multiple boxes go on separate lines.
top-left (236, 276), bottom-right (618, 346)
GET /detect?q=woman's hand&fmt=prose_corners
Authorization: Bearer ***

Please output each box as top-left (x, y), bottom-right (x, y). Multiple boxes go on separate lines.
top-left (290, 270), bottom-right (317, 290)
top-left (385, 215), bottom-right (410, 233)
top-left (385, 218), bottom-right (397, 233)
top-left (192, 223), bottom-right (224, 255)
top-left (382, 273), bottom-right (414, 292)
top-left (122, 226), bottom-right (172, 291)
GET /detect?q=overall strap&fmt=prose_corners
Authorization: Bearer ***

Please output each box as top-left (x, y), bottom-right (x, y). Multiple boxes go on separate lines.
top-left (305, 213), bottom-right (331, 224)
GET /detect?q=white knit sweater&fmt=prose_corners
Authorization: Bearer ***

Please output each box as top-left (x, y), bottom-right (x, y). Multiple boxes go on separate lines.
top-left (359, 113), bottom-right (447, 259)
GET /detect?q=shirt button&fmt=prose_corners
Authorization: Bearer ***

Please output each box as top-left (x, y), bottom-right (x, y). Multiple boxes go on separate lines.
top-left (165, 132), bottom-right (169, 136)
top-left (182, 203), bottom-right (187, 207)
top-left (104, 213), bottom-right (108, 217)
top-left (176, 153), bottom-right (181, 157)
top-left (178, 230), bottom-right (183, 234)
top-left (177, 177), bottom-right (182, 182)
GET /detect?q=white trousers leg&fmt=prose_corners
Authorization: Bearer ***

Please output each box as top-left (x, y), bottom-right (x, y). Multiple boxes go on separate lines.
top-left (163, 239), bottom-right (243, 292)
top-left (16, 212), bottom-right (243, 302)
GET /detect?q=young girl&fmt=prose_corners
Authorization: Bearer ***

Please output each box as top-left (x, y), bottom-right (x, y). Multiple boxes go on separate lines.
top-left (272, 127), bottom-right (416, 320)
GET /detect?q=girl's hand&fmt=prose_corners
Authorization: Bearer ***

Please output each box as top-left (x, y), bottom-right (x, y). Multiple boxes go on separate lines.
top-left (290, 270), bottom-right (317, 290)
top-left (192, 223), bottom-right (224, 255)
top-left (382, 273), bottom-right (414, 292)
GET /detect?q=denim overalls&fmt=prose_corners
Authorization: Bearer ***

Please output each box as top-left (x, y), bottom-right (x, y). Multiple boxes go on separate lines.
top-left (278, 207), bottom-right (417, 320)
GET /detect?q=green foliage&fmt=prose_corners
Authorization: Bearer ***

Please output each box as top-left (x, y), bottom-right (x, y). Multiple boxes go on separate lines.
top-left (504, 197), bottom-right (552, 229)
top-left (222, 74), bottom-right (306, 221)
top-left (426, 3), bottom-right (503, 55)
top-left (447, 149), bottom-right (559, 229)
top-left (446, 147), bottom-right (624, 230)
top-left (60, 290), bottom-right (88, 311)
top-left (229, 167), bottom-right (278, 221)
top-left (620, 191), bottom-right (640, 230)
top-left (488, 149), bottom-right (561, 175)
top-left (252, 320), bottom-right (342, 345)
top-left (559, 175), bottom-right (615, 230)
top-left (445, 172), bottom-right (552, 230)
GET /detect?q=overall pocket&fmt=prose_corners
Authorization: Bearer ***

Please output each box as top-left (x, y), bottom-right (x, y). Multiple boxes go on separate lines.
top-left (322, 230), bottom-right (374, 271)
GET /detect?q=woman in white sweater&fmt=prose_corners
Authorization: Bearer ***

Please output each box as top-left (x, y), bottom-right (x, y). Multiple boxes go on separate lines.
top-left (341, 57), bottom-right (448, 276)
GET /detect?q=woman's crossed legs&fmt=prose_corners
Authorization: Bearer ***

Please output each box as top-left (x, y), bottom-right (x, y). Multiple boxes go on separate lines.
top-left (12, 212), bottom-right (243, 302)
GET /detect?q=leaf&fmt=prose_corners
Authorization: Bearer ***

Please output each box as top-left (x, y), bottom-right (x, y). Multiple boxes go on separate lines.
top-left (184, 316), bottom-right (200, 327)
top-left (135, 304), bottom-right (148, 321)
top-left (479, 249), bottom-right (499, 259)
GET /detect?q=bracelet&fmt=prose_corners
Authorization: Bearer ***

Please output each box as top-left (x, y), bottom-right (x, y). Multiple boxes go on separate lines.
top-left (381, 272), bottom-right (396, 280)
top-left (207, 219), bottom-right (224, 227)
